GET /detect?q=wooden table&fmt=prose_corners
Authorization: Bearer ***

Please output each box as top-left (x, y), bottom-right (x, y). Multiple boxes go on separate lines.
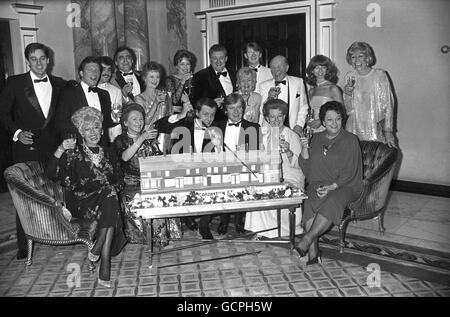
top-left (132, 196), bottom-right (306, 267)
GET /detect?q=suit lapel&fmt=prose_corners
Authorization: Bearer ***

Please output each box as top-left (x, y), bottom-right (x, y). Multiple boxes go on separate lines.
top-left (115, 71), bottom-right (127, 88)
top-left (42, 76), bottom-right (59, 129)
top-left (24, 74), bottom-right (44, 116)
top-left (208, 66), bottom-right (225, 96)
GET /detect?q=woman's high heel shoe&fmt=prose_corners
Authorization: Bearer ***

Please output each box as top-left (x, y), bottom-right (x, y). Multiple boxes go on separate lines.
top-left (294, 246), bottom-right (308, 258)
top-left (306, 252), bottom-right (322, 266)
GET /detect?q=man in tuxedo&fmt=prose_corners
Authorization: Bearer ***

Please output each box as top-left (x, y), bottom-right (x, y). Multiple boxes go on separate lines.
top-left (257, 55), bottom-right (308, 135)
top-left (192, 44), bottom-right (236, 121)
top-left (243, 42), bottom-right (273, 88)
top-left (155, 98), bottom-right (219, 239)
top-left (55, 56), bottom-right (117, 146)
top-left (0, 42), bottom-right (66, 259)
top-left (110, 46), bottom-right (144, 103)
top-left (211, 93), bottom-right (261, 235)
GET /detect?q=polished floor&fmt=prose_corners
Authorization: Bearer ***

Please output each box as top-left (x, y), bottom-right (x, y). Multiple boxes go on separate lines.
top-left (0, 190), bottom-right (449, 297)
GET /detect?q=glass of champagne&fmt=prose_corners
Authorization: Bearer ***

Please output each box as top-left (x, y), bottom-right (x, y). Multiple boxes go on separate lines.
top-left (112, 103), bottom-right (122, 122)
top-left (302, 127), bottom-right (313, 148)
top-left (279, 134), bottom-right (287, 153)
top-left (64, 132), bottom-right (77, 155)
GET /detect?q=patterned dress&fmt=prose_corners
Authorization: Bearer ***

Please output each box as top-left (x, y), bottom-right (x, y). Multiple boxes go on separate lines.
top-left (45, 145), bottom-right (127, 256)
top-left (114, 133), bottom-right (182, 246)
top-left (166, 75), bottom-right (194, 114)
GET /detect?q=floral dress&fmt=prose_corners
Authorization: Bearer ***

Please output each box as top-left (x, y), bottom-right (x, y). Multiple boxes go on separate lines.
top-left (45, 145), bottom-right (127, 256)
top-left (114, 133), bottom-right (182, 246)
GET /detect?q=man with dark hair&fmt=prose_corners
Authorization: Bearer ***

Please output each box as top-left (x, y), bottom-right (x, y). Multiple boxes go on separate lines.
top-left (155, 98), bottom-right (220, 239)
top-left (55, 56), bottom-right (117, 146)
top-left (0, 42), bottom-right (66, 259)
top-left (192, 44), bottom-right (236, 121)
top-left (211, 92), bottom-right (261, 235)
top-left (110, 46), bottom-right (144, 103)
top-left (243, 42), bottom-right (273, 87)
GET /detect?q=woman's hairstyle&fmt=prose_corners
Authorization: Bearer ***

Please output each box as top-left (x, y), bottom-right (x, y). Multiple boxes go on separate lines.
top-left (173, 49), bottom-right (197, 71)
top-left (236, 67), bottom-right (257, 86)
top-left (318, 101), bottom-right (348, 126)
top-left (114, 46), bottom-right (137, 69)
top-left (141, 61), bottom-right (166, 90)
top-left (120, 103), bottom-right (146, 130)
top-left (346, 41), bottom-right (376, 67)
top-left (306, 55), bottom-right (339, 86)
top-left (71, 106), bottom-right (103, 131)
top-left (262, 99), bottom-right (289, 117)
top-left (195, 98), bottom-right (218, 112)
top-left (223, 93), bottom-right (245, 111)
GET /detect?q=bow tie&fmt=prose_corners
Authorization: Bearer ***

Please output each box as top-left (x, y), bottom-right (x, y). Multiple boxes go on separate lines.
top-left (217, 71), bottom-right (227, 78)
top-left (250, 66), bottom-right (259, 72)
top-left (228, 121), bottom-right (241, 127)
top-left (34, 77), bottom-right (48, 83)
top-left (88, 86), bottom-right (99, 93)
top-left (275, 80), bottom-right (286, 86)
top-left (122, 72), bottom-right (133, 76)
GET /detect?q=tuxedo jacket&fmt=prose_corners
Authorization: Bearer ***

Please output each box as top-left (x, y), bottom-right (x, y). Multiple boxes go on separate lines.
top-left (192, 65), bottom-right (236, 121)
top-left (55, 83), bottom-right (116, 146)
top-left (211, 119), bottom-right (261, 152)
top-left (155, 116), bottom-right (216, 154)
top-left (257, 75), bottom-right (308, 129)
top-left (0, 72), bottom-right (66, 163)
top-left (110, 70), bottom-right (144, 102)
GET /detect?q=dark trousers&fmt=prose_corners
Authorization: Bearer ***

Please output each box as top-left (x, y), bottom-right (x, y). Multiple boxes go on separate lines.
top-left (16, 213), bottom-right (27, 251)
top-left (220, 212), bottom-right (245, 228)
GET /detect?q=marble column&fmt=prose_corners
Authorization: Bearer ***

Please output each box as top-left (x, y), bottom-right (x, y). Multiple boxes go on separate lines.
top-left (90, 0), bottom-right (117, 58)
top-left (114, 0), bottom-right (125, 47)
top-left (72, 0), bottom-right (93, 73)
top-left (166, 0), bottom-right (187, 74)
top-left (124, 0), bottom-right (149, 71)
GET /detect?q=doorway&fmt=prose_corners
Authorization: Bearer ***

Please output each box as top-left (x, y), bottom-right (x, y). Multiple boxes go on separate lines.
top-left (219, 13), bottom-right (307, 78)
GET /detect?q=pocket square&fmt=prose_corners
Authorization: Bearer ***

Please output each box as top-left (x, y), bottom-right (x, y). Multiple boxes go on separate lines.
top-left (295, 93), bottom-right (301, 98)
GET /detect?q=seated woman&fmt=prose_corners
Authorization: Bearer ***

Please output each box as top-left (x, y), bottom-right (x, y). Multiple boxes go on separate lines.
top-left (297, 101), bottom-right (363, 264)
top-left (114, 103), bottom-right (182, 246)
top-left (245, 99), bottom-right (305, 238)
top-left (46, 107), bottom-right (126, 288)
top-left (305, 55), bottom-right (343, 133)
top-left (236, 67), bottom-right (262, 124)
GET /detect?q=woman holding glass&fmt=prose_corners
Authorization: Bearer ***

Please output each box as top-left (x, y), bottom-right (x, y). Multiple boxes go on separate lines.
top-left (135, 62), bottom-right (172, 152)
top-left (236, 67), bottom-right (262, 124)
top-left (46, 107), bottom-right (126, 287)
top-left (165, 50), bottom-right (196, 114)
top-left (305, 55), bottom-right (343, 133)
top-left (114, 103), bottom-right (182, 245)
top-left (244, 99), bottom-right (304, 239)
top-left (297, 101), bottom-right (362, 265)
top-left (343, 42), bottom-right (396, 147)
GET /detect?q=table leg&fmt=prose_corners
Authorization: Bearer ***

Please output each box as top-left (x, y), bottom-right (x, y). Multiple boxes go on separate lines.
top-left (277, 209), bottom-right (281, 238)
top-left (147, 219), bottom-right (153, 268)
top-left (289, 207), bottom-right (296, 254)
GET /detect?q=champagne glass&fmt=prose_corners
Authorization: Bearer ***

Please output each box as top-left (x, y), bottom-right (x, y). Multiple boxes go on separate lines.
top-left (112, 103), bottom-right (122, 122)
top-left (64, 132), bottom-right (77, 155)
top-left (27, 130), bottom-right (37, 151)
top-left (302, 127), bottom-right (313, 148)
top-left (346, 75), bottom-right (356, 96)
top-left (126, 77), bottom-right (134, 93)
top-left (279, 134), bottom-right (287, 153)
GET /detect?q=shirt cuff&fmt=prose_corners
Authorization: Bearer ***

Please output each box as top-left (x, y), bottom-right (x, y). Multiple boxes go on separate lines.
top-left (13, 129), bottom-right (22, 142)
top-left (167, 114), bottom-right (179, 124)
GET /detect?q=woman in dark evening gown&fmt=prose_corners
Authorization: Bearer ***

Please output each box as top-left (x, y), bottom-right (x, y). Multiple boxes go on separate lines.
top-left (297, 101), bottom-right (363, 265)
top-left (46, 107), bottom-right (126, 288)
top-left (114, 103), bottom-right (182, 246)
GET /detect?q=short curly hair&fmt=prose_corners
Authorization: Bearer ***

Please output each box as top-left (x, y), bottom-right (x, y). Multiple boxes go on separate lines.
top-left (306, 55), bottom-right (339, 86)
top-left (318, 101), bottom-right (347, 127)
top-left (120, 103), bottom-right (146, 131)
top-left (173, 49), bottom-right (197, 71)
top-left (346, 41), bottom-right (376, 67)
top-left (71, 107), bottom-right (103, 132)
top-left (141, 61), bottom-right (166, 90)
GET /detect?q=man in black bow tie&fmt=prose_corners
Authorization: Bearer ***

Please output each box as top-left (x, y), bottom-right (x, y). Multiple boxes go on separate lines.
top-left (210, 93), bottom-right (261, 235)
top-left (256, 55), bottom-right (308, 135)
top-left (110, 46), bottom-right (144, 104)
top-left (243, 42), bottom-right (273, 88)
top-left (192, 44), bottom-right (236, 122)
top-left (0, 42), bottom-right (66, 259)
top-left (55, 56), bottom-right (117, 146)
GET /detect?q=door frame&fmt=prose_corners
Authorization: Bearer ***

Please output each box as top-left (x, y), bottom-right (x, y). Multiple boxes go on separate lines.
top-left (195, 0), bottom-right (317, 69)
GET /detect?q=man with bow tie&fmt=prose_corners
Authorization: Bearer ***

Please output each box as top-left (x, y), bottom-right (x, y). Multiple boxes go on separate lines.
top-left (0, 42), bottom-right (66, 259)
top-left (243, 42), bottom-right (273, 88)
top-left (192, 44), bottom-right (236, 122)
top-left (110, 46), bottom-right (144, 104)
top-left (155, 98), bottom-right (220, 239)
top-left (256, 55), bottom-right (308, 135)
top-left (55, 56), bottom-right (116, 146)
top-left (211, 93), bottom-right (261, 235)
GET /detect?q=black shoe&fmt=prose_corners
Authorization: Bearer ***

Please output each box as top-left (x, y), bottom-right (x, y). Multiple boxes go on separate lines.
top-left (294, 246), bottom-right (307, 258)
top-left (235, 224), bottom-right (245, 234)
top-left (184, 218), bottom-right (198, 231)
top-left (200, 227), bottom-right (214, 240)
top-left (16, 249), bottom-right (27, 260)
top-left (217, 222), bottom-right (228, 235)
top-left (306, 252), bottom-right (322, 265)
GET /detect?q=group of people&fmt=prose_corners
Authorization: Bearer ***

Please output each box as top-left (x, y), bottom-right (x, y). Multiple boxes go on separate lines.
top-left (0, 39), bottom-right (396, 286)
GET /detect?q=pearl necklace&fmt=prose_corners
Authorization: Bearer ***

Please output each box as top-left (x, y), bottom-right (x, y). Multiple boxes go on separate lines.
top-left (83, 143), bottom-right (104, 166)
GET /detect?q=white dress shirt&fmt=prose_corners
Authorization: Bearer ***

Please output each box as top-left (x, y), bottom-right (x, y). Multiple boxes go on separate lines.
top-left (224, 120), bottom-right (241, 151)
top-left (276, 76), bottom-right (289, 104)
top-left (30, 72), bottom-right (52, 118)
top-left (99, 82), bottom-right (123, 142)
top-left (81, 81), bottom-right (101, 111)
top-left (194, 119), bottom-right (206, 153)
top-left (217, 68), bottom-right (233, 96)
top-left (250, 65), bottom-right (273, 88)
top-left (122, 73), bottom-right (141, 96)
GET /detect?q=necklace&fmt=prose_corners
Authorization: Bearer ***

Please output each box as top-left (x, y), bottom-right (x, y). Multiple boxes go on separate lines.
top-left (316, 80), bottom-right (330, 86)
top-left (83, 143), bottom-right (104, 166)
top-left (323, 129), bottom-right (342, 155)
top-left (127, 131), bottom-right (138, 139)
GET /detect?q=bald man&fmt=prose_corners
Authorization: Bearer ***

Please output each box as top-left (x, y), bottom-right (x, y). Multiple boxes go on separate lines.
top-left (256, 55), bottom-right (308, 135)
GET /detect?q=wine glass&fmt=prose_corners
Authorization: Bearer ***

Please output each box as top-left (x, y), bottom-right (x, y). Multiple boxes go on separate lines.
top-left (112, 103), bottom-right (122, 122)
top-left (346, 75), bottom-right (356, 96)
top-left (64, 132), bottom-right (77, 155)
top-left (279, 134), bottom-right (287, 153)
top-left (302, 128), bottom-right (313, 148)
